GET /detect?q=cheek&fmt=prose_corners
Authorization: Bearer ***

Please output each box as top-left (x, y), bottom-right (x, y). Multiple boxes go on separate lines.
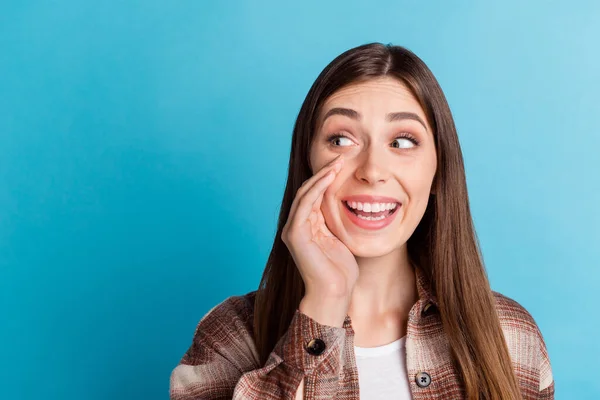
top-left (309, 145), bottom-right (333, 174)
top-left (406, 182), bottom-right (434, 216)
top-left (405, 160), bottom-right (437, 194)
top-left (405, 180), bottom-right (434, 224)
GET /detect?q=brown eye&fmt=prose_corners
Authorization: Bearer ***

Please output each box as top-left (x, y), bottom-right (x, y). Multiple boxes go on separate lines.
top-left (327, 134), bottom-right (353, 147)
top-left (391, 134), bottom-right (419, 149)
top-left (392, 138), bottom-right (414, 149)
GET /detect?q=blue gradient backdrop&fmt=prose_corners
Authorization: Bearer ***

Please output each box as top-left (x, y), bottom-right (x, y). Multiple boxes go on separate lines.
top-left (1, 1), bottom-right (598, 399)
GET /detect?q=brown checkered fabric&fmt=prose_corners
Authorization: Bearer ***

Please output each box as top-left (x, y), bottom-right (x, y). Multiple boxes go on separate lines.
top-left (170, 268), bottom-right (554, 399)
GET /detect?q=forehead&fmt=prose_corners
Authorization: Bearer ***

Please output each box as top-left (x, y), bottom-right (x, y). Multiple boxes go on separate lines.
top-left (320, 77), bottom-right (424, 118)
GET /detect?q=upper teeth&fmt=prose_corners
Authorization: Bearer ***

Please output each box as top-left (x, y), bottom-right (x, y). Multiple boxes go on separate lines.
top-left (344, 201), bottom-right (398, 213)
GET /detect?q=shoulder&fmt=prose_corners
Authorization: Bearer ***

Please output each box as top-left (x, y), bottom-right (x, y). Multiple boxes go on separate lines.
top-left (492, 291), bottom-right (539, 330)
top-left (181, 290), bottom-right (259, 369)
top-left (491, 291), bottom-right (545, 358)
top-left (194, 290), bottom-right (257, 334)
top-left (491, 291), bottom-right (554, 392)
top-left (191, 290), bottom-right (258, 344)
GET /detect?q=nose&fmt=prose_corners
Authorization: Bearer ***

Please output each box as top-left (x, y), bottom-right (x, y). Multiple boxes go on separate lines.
top-left (354, 147), bottom-right (391, 185)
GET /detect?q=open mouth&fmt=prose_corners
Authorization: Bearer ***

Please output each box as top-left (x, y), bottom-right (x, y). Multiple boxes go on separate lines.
top-left (342, 200), bottom-right (400, 221)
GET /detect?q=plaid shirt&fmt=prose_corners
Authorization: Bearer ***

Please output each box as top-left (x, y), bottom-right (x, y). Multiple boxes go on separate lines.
top-left (170, 268), bottom-right (554, 399)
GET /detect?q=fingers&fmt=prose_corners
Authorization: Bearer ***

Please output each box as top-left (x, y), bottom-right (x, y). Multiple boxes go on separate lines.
top-left (288, 155), bottom-right (343, 219)
top-left (300, 155), bottom-right (343, 197)
top-left (282, 155), bottom-right (344, 243)
top-left (315, 210), bottom-right (335, 238)
top-left (312, 185), bottom-right (326, 217)
top-left (291, 167), bottom-right (338, 228)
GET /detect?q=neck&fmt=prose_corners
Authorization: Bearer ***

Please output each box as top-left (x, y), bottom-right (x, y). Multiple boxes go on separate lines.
top-left (348, 245), bottom-right (419, 318)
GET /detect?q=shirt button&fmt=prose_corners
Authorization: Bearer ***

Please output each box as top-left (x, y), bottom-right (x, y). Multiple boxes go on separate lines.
top-left (305, 338), bottom-right (326, 356)
top-left (416, 371), bottom-right (432, 388)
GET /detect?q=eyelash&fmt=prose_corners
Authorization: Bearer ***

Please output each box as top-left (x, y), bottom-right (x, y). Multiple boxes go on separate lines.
top-left (325, 132), bottom-right (420, 148)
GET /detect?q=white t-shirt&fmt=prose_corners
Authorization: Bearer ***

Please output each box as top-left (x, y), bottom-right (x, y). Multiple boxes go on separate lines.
top-left (354, 335), bottom-right (413, 399)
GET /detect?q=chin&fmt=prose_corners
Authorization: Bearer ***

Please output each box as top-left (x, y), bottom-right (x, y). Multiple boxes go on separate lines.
top-left (342, 236), bottom-right (401, 258)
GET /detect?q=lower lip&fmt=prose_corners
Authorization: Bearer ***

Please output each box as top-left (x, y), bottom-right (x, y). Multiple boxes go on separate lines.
top-left (342, 202), bottom-right (401, 230)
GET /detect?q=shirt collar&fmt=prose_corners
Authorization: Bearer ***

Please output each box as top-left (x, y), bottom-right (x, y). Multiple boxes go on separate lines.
top-left (414, 263), bottom-right (439, 308)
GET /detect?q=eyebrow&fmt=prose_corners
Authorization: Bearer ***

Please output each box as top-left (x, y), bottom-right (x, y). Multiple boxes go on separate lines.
top-left (321, 107), bottom-right (428, 131)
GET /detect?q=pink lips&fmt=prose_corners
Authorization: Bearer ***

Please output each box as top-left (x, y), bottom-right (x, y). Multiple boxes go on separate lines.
top-left (340, 194), bottom-right (402, 231)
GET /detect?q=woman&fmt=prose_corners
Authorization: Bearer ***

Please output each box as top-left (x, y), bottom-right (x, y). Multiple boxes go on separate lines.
top-left (170, 42), bottom-right (554, 400)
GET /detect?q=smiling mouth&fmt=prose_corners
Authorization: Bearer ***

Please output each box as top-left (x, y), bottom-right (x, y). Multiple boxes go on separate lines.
top-left (342, 200), bottom-right (400, 221)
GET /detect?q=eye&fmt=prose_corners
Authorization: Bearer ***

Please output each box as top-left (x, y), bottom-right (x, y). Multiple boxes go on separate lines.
top-left (391, 134), bottom-right (419, 149)
top-left (327, 133), bottom-right (354, 147)
top-left (326, 132), bottom-right (420, 149)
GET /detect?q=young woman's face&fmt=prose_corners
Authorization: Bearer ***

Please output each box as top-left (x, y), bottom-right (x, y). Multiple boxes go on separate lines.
top-left (309, 77), bottom-right (437, 258)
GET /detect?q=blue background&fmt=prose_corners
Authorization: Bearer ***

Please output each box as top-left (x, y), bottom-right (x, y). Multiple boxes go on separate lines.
top-left (1, 1), bottom-right (598, 399)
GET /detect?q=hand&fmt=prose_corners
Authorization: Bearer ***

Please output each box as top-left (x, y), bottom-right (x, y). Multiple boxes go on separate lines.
top-left (281, 155), bottom-right (359, 325)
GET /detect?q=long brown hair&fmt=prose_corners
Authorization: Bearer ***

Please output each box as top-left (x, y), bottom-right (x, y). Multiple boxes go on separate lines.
top-left (253, 42), bottom-right (521, 400)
